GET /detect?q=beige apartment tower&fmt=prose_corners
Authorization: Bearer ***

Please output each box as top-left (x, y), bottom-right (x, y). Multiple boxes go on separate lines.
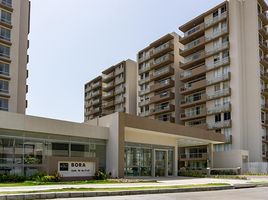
top-left (137, 32), bottom-right (182, 123)
top-left (178, 0), bottom-right (268, 166)
top-left (84, 59), bottom-right (137, 121)
top-left (0, 0), bottom-right (30, 114)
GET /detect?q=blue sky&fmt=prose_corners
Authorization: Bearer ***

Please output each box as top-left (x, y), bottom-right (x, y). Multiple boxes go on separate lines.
top-left (27, 0), bottom-right (223, 122)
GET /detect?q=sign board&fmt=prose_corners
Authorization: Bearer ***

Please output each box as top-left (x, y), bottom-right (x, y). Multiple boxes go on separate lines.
top-left (58, 161), bottom-right (96, 177)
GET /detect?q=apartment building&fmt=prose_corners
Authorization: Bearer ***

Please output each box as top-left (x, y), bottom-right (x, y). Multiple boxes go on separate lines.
top-left (178, 0), bottom-right (268, 169)
top-left (84, 59), bottom-right (137, 121)
top-left (137, 32), bottom-right (182, 123)
top-left (0, 0), bottom-right (30, 114)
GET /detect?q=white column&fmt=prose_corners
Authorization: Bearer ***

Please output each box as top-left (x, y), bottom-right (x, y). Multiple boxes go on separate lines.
top-left (174, 144), bottom-right (178, 176)
top-left (208, 143), bottom-right (214, 168)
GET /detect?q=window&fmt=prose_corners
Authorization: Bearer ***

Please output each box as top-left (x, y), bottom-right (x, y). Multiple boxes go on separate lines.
top-left (0, 62), bottom-right (9, 75)
top-left (1, 10), bottom-right (11, 24)
top-left (222, 50), bottom-right (229, 59)
top-left (214, 99), bottom-right (221, 107)
top-left (0, 79), bottom-right (8, 93)
top-left (215, 113), bottom-right (221, 122)
top-left (2, 0), bottom-right (12, 7)
top-left (261, 111), bottom-right (266, 123)
top-left (0, 27), bottom-right (10, 41)
top-left (221, 5), bottom-right (227, 14)
top-left (214, 84), bottom-right (221, 91)
top-left (214, 54), bottom-right (220, 63)
top-left (0, 98), bottom-right (8, 111)
top-left (52, 143), bottom-right (69, 157)
top-left (0, 44), bottom-right (10, 58)
top-left (213, 10), bottom-right (219, 18)
top-left (224, 112), bottom-right (231, 121)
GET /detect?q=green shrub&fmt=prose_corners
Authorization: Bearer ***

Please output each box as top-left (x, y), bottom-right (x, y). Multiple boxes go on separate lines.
top-left (94, 171), bottom-right (108, 180)
top-left (29, 171), bottom-right (47, 181)
top-left (0, 174), bottom-right (26, 183)
top-left (210, 170), bottom-right (237, 175)
top-left (178, 170), bottom-right (205, 178)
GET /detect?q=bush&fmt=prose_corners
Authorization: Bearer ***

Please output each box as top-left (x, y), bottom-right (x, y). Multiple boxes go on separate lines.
top-left (0, 174), bottom-right (26, 183)
top-left (94, 171), bottom-right (108, 180)
top-left (29, 171), bottom-right (47, 182)
top-left (178, 170), bottom-right (205, 178)
top-left (210, 170), bottom-right (237, 175)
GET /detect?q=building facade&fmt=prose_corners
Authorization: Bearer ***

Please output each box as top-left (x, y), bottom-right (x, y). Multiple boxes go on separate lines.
top-left (0, 0), bottom-right (30, 114)
top-left (137, 32), bottom-right (182, 123)
top-left (178, 0), bottom-right (268, 167)
top-left (84, 59), bottom-right (137, 121)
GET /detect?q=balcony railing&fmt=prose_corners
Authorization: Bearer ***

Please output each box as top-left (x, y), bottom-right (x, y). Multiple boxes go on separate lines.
top-left (92, 90), bottom-right (101, 97)
top-left (139, 65), bottom-right (150, 74)
top-left (207, 103), bottom-right (231, 115)
top-left (139, 77), bottom-right (150, 85)
top-left (115, 67), bottom-right (124, 75)
top-left (180, 93), bottom-right (206, 106)
top-left (182, 37), bottom-right (205, 52)
top-left (103, 81), bottom-right (114, 90)
top-left (180, 108), bottom-right (206, 119)
top-left (150, 91), bottom-right (174, 104)
top-left (183, 23), bottom-right (205, 38)
top-left (152, 41), bottom-right (174, 56)
top-left (150, 79), bottom-right (174, 92)
top-left (180, 51), bottom-right (205, 68)
top-left (115, 97), bottom-right (125, 104)
top-left (205, 12), bottom-right (227, 28)
top-left (102, 72), bottom-right (114, 81)
top-left (207, 120), bottom-right (232, 129)
top-left (180, 79), bottom-right (206, 94)
top-left (206, 57), bottom-right (230, 71)
top-left (151, 54), bottom-right (174, 69)
top-left (180, 65), bottom-right (206, 80)
top-left (0, 0), bottom-right (12, 8)
top-left (150, 104), bottom-right (175, 115)
top-left (207, 72), bottom-right (231, 85)
top-left (115, 77), bottom-right (124, 85)
top-left (92, 99), bottom-right (100, 105)
top-left (139, 99), bottom-right (150, 107)
top-left (92, 82), bottom-right (101, 89)
top-left (150, 66), bottom-right (174, 80)
top-left (207, 88), bottom-right (231, 100)
top-left (205, 27), bottom-right (228, 42)
top-left (139, 88), bottom-right (150, 96)
top-left (205, 42), bottom-right (229, 56)
top-left (0, 17), bottom-right (11, 25)
top-left (102, 100), bottom-right (114, 108)
top-left (157, 115), bottom-right (175, 123)
top-left (114, 87), bottom-right (125, 95)
top-left (140, 111), bottom-right (150, 117)
top-left (103, 91), bottom-right (114, 98)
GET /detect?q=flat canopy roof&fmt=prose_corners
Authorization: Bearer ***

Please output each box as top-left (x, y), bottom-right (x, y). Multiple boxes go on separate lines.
top-left (0, 111), bottom-right (109, 140)
top-left (120, 113), bottom-right (225, 147)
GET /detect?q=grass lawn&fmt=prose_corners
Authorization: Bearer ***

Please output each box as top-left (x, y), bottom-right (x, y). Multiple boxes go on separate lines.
top-left (0, 183), bottom-right (230, 194)
top-left (0, 179), bottom-right (156, 187)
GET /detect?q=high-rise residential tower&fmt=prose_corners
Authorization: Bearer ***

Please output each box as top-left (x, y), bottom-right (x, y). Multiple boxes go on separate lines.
top-left (178, 0), bottom-right (268, 167)
top-left (0, 0), bottom-right (30, 114)
top-left (137, 32), bottom-right (182, 123)
top-left (84, 59), bottom-right (137, 121)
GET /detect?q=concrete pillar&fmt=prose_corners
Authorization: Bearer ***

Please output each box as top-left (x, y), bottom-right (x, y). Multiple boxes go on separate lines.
top-left (165, 151), bottom-right (168, 177)
top-left (208, 143), bottom-right (214, 168)
top-left (152, 149), bottom-right (155, 177)
top-left (174, 145), bottom-right (178, 176)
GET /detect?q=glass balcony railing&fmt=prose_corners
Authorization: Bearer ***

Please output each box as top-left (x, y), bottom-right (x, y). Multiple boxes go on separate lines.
top-left (181, 108), bottom-right (206, 119)
top-left (207, 72), bottom-right (230, 85)
top-left (1, 0), bottom-right (12, 8)
top-left (205, 12), bottom-right (227, 27)
top-left (206, 57), bottom-right (230, 71)
top-left (205, 42), bottom-right (229, 56)
top-left (207, 103), bottom-right (231, 115)
top-left (207, 120), bottom-right (232, 129)
top-left (183, 23), bottom-right (204, 38)
top-left (207, 88), bottom-right (230, 100)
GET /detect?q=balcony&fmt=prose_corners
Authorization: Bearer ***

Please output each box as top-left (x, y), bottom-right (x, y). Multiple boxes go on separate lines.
top-left (205, 12), bottom-right (227, 28)
top-left (115, 77), bottom-right (125, 85)
top-left (150, 104), bottom-right (175, 115)
top-left (102, 91), bottom-right (114, 100)
top-left (138, 88), bottom-right (150, 96)
top-left (180, 65), bottom-right (206, 82)
top-left (180, 23), bottom-right (205, 45)
top-left (157, 115), bottom-right (175, 123)
top-left (150, 66), bottom-right (174, 81)
top-left (0, 70), bottom-right (10, 80)
top-left (115, 97), bottom-right (125, 104)
top-left (102, 110), bottom-right (114, 115)
top-left (89, 107), bottom-right (100, 115)
top-left (139, 65), bottom-right (151, 74)
top-left (92, 90), bottom-right (101, 98)
top-left (0, 0), bottom-right (12, 10)
top-left (138, 77), bottom-right (150, 85)
top-left (206, 57), bottom-right (230, 72)
top-left (179, 153), bottom-right (208, 161)
top-left (207, 88), bottom-right (231, 100)
top-left (150, 91), bottom-right (174, 104)
top-left (259, 13), bottom-right (268, 26)
top-left (180, 79), bottom-right (206, 95)
top-left (261, 70), bottom-right (268, 82)
top-left (261, 88), bottom-right (268, 96)
top-left (102, 100), bottom-right (114, 109)
top-left (140, 111), bottom-right (150, 117)
top-left (207, 120), bottom-right (232, 130)
top-left (92, 98), bottom-right (101, 106)
top-left (180, 108), bottom-right (206, 121)
top-left (225, 135), bottom-right (233, 144)
top-left (116, 107), bottom-right (125, 112)
top-left (102, 72), bottom-right (115, 82)
top-left (207, 103), bottom-right (231, 115)
top-left (138, 53), bottom-right (151, 64)
top-left (180, 93), bottom-right (207, 108)
top-left (262, 135), bottom-right (268, 143)
top-left (139, 99), bottom-right (150, 107)
top-left (102, 81), bottom-right (114, 91)
top-left (261, 104), bottom-right (268, 111)
top-left (259, 27), bottom-right (268, 40)
top-left (115, 67), bottom-right (124, 75)
top-left (180, 51), bottom-right (205, 70)
top-left (151, 41), bottom-right (174, 58)
top-left (259, 41), bottom-right (268, 54)
top-left (114, 87), bottom-right (125, 95)
top-left (180, 37), bottom-right (205, 57)
top-left (150, 54), bottom-right (174, 70)
top-left (205, 27), bottom-right (228, 42)
top-left (150, 79), bottom-right (174, 93)
top-left (92, 81), bottom-right (101, 89)
top-left (207, 72), bottom-right (231, 86)
top-left (260, 57), bottom-right (268, 68)
top-left (205, 42), bottom-right (229, 57)
top-left (0, 17), bottom-right (12, 28)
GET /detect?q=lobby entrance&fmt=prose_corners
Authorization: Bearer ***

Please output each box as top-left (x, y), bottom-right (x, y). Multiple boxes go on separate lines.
top-left (154, 149), bottom-right (168, 177)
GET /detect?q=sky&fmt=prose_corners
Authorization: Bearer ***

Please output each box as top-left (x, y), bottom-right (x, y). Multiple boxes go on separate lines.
top-left (27, 0), bottom-right (224, 122)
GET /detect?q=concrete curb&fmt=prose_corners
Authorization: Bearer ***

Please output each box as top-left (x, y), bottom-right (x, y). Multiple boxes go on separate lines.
top-left (0, 185), bottom-right (259, 200)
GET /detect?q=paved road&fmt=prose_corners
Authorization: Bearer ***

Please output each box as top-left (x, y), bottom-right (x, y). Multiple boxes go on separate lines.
top-left (56, 187), bottom-right (268, 200)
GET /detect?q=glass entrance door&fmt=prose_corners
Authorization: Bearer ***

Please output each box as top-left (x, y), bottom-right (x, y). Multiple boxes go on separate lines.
top-left (155, 150), bottom-right (167, 177)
